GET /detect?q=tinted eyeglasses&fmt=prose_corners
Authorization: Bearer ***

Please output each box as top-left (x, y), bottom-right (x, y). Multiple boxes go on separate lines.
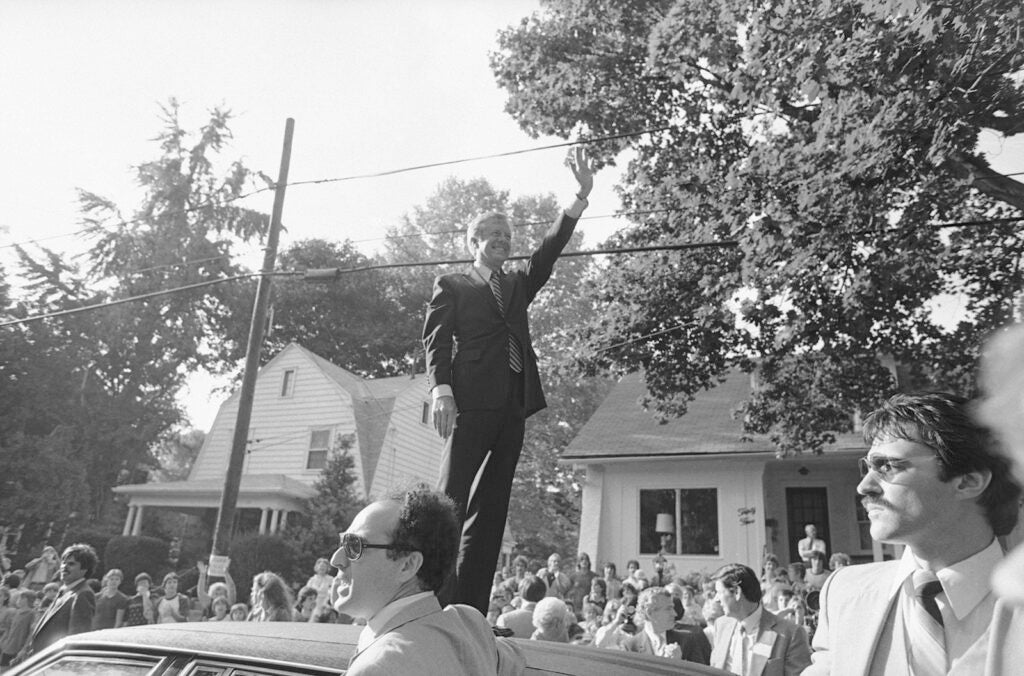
top-left (858, 455), bottom-right (936, 482)
top-left (336, 533), bottom-right (410, 561)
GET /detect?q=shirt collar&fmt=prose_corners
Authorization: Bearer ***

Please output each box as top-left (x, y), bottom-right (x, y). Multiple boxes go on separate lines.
top-left (740, 604), bottom-right (763, 636)
top-left (893, 538), bottom-right (1002, 620)
top-left (474, 261), bottom-right (500, 281)
top-left (366, 591), bottom-right (434, 639)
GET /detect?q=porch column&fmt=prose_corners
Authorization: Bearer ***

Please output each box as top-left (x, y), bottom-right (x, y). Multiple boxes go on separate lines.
top-left (122, 505), bottom-right (135, 536)
top-left (131, 506), bottom-right (144, 535)
top-left (259, 508), bottom-right (269, 535)
top-left (279, 511), bottom-right (288, 532)
top-left (269, 509), bottom-right (281, 534)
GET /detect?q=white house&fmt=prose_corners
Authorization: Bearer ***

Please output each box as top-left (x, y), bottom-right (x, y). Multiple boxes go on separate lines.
top-left (113, 343), bottom-right (440, 537)
top-left (564, 369), bottom-right (891, 579)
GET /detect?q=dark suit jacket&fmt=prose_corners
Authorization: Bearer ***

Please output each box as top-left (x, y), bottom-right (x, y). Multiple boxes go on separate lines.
top-left (28, 580), bottom-right (95, 654)
top-left (710, 608), bottom-right (811, 676)
top-left (423, 212), bottom-right (578, 417)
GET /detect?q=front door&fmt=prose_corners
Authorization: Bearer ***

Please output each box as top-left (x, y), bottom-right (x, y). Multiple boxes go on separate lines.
top-left (786, 487), bottom-right (830, 563)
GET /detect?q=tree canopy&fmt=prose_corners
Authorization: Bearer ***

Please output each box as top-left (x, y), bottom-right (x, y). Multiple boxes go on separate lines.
top-left (492, 0), bottom-right (1024, 453)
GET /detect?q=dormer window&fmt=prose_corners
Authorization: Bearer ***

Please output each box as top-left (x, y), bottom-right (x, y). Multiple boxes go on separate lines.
top-left (281, 369), bottom-right (296, 397)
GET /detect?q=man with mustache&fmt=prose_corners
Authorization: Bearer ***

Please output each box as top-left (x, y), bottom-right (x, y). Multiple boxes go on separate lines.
top-left (804, 392), bottom-right (1023, 675)
top-left (423, 147), bottom-right (594, 613)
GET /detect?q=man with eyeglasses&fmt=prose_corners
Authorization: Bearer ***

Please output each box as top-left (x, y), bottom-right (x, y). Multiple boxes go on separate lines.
top-left (330, 485), bottom-right (523, 675)
top-left (805, 392), bottom-right (1023, 676)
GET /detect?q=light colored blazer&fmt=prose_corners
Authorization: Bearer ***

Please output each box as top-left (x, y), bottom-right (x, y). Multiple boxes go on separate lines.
top-left (346, 595), bottom-right (523, 676)
top-left (711, 608), bottom-right (811, 676)
top-left (804, 561), bottom-right (1024, 675)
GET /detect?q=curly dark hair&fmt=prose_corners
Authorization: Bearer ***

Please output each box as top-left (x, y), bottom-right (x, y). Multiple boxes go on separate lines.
top-left (386, 485), bottom-right (460, 593)
top-left (61, 543), bottom-right (99, 580)
top-left (863, 392), bottom-right (1022, 536)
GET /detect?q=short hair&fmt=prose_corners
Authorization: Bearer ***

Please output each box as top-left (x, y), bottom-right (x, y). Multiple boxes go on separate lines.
top-left (863, 392), bottom-right (1022, 535)
top-left (522, 576), bottom-right (547, 603)
top-left (295, 585), bottom-right (318, 608)
top-left (464, 211), bottom-right (509, 253)
top-left (788, 562), bottom-right (806, 579)
top-left (162, 572), bottom-right (179, 587)
top-left (2, 573), bottom-right (20, 589)
top-left (211, 596), bottom-right (231, 613)
top-left (208, 581), bottom-right (230, 599)
top-left (713, 564), bottom-right (761, 604)
top-left (253, 571), bottom-right (293, 611)
top-left (134, 572), bottom-right (152, 586)
top-left (386, 485), bottom-right (460, 593)
top-left (626, 559), bottom-right (640, 569)
top-left (637, 586), bottom-right (672, 620)
top-left (61, 543), bottom-right (98, 579)
top-left (102, 568), bottom-right (123, 584)
top-left (42, 581), bottom-right (60, 594)
top-left (230, 602), bottom-right (249, 617)
top-left (829, 553), bottom-right (852, 569)
top-left (533, 596), bottom-right (569, 632)
top-left (808, 550), bottom-right (826, 565)
top-left (512, 555), bottom-right (529, 570)
top-left (314, 557), bottom-right (330, 569)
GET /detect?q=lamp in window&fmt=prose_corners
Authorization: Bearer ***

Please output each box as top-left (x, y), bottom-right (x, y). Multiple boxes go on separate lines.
top-left (656, 513), bottom-right (675, 555)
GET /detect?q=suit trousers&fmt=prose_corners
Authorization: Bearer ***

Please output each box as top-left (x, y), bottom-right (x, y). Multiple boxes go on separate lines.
top-left (437, 369), bottom-right (525, 614)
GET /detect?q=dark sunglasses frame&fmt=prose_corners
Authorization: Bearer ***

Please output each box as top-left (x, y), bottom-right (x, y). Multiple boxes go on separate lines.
top-left (336, 532), bottom-right (409, 561)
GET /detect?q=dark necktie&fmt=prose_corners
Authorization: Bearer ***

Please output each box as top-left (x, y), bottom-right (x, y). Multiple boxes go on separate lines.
top-left (489, 270), bottom-right (523, 373)
top-left (909, 569), bottom-right (946, 675)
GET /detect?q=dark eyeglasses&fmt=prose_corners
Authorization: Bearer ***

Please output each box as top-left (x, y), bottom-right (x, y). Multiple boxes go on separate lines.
top-left (336, 533), bottom-right (410, 561)
top-left (858, 455), bottom-right (934, 481)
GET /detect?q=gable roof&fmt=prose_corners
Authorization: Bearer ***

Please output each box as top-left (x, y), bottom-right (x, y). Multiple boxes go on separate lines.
top-left (562, 369), bottom-right (863, 462)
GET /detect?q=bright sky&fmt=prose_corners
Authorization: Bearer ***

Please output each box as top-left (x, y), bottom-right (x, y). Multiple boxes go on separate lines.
top-left (2, 1), bottom-right (1022, 430)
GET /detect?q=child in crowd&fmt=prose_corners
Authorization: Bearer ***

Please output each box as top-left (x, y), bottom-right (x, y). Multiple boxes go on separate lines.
top-left (208, 596), bottom-right (230, 621)
top-left (228, 603), bottom-right (249, 621)
top-left (123, 573), bottom-right (155, 626)
top-left (585, 577), bottom-right (607, 614)
top-left (0, 590), bottom-right (36, 667)
top-left (157, 573), bottom-right (188, 623)
top-left (196, 560), bottom-right (236, 619)
top-left (38, 582), bottom-right (60, 612)
top-left (294, 586), bottom-right (318, 622)
top-left (93, 568), bottom-right (129, 630)
top-left (304, 558), bottom-right (333, 608)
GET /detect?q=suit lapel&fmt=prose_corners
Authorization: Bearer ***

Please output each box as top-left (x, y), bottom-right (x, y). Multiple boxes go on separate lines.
top-left (749, 611), bottom-right (779, 676)
top-left (348, 595), bottom-right (443, 668)
top-left (467, 268), bottom-right (501, 316)
top-left (33, 589), bottom-right (71, 638)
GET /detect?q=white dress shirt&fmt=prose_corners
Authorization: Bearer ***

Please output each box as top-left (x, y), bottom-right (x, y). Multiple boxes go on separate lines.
top-left (356, 591), bottom-right (434, 652)
top-left (723, 605), bottom-right (762, 675)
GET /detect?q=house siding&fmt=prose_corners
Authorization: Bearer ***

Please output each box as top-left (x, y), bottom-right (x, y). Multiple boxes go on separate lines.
top-left (367, 384), bottom-right (440, 499)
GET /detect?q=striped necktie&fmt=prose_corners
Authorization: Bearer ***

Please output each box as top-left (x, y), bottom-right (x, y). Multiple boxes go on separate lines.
top-left (489, 270), bottom-right (523, 373)
top-left (908, 569), bottom-right (946, 676)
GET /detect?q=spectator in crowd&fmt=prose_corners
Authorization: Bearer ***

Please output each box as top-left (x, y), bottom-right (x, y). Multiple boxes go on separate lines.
top-left (24, 543), bottom-right (97, 657)
top-left (37, 582), bottom-right (59, 613)
top-left (0, 588), bottom-right (12, 641)
top-left (1, 574), bottom-right (20, 594)
top-left (293, 585), bottom-right (318, 622)
top-left (786, 562), bottom-right (807, 595)
top-left (774, 588), bottom-right (804, 626)
top-left (624, 559), bottom-right (647, 590)
top-left (208, 596), bottom-right (230, 622)
top-left (92, 568), bottom-right (128, 630)
top-left (122, 573), bottom-right (155, 626)
top-left (501, 555), bottom-right (530, 599)
top-left (1, 590), bottom-right (35, 667)
top-left (530, 597), bottom-right (570, 643)
top-left (701, 587), bottom-right (723, 647)
top-left (536, 552), bottom-right (571, 600)
top-left (578, 601), bottom-right (603, 643)
top-left (797, 524), bottom-right (827, 565)
top-left (710, 563), bottom-right (811, 676)
top-left (807, 392), bottom-right (1024, 675)
top-left (487, 585), bottom-right (513, 625)
top-left (248, 572), bottom-right (293, 622)
top-left (568, 553), bottom-right (596, 615)
top-left (827, 552), bottom-right (851, 571)
top-left (304, 557), bottom-right (333, 608)
top-left (331, 486), bottom-right (522, 675)
top-left (677, 583), bottom-right (706, 627)
top-left (602, 562), bottom-right (622, 600)
top-left (156, 573), bottom-right (188, 623)
top-left (585, 577), bottom-right (607, 615)
top-left (196, 559), bottom-right (236, 618)
top-left (497, 576), bottom-right (545, 639)
top-left (649, 554), bottom-right (674, 587)
top-left (23, 546), bottom-right (59, 592)
top-left (595, 584), bottom-right (642, 647)
top-left (804, 550), bottom-right (830, 591)
top-left (620, 587), bottom-right (712, 664)
top-left (760, 553), bottom-right (781, 589)
top-left (228, 603), bottom-right (248, 621)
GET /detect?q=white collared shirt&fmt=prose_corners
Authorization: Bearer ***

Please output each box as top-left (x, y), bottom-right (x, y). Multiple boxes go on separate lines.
top-left (724, 605), bottom-right (762, 674)
top-left (892, 538), bottom-right (1002, 673)
top-left (356, 591), bottom-right (434, 652)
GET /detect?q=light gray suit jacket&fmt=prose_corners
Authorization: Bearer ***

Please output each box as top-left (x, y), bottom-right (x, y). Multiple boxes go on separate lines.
top-left (804, 560), bottom-right (1024, 675)
top-left (711, 608), bottom-right (811, 676)
top-left (346, 595), bottom-right (523, 676)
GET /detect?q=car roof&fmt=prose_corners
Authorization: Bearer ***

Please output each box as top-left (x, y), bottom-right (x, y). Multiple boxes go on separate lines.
top-left (34, 622), bottom-right (731, 676)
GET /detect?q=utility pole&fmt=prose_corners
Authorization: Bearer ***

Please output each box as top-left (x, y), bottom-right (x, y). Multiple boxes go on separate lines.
top-left (209, 119), bottom-right (294, 570)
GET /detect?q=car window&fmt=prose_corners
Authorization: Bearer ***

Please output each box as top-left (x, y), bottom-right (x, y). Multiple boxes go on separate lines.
top-left (186, 663), bottom-right (335, 676)
top-left (26, 655), bottom-right (159, 676)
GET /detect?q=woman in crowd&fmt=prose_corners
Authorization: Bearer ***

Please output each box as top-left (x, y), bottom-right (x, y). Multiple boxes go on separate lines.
top-left (248, 572), bottom-right (293, 622)
top-left (759, 553), bottom-right (781, 589)
top-left (568, 553), bottom-right (597, 617)
top-left (585, 577), bottom-right (607, 615)
top-left (93, 568), bottom-right (129, 630)
top-left (304, 558), bottom-right (333, 608)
